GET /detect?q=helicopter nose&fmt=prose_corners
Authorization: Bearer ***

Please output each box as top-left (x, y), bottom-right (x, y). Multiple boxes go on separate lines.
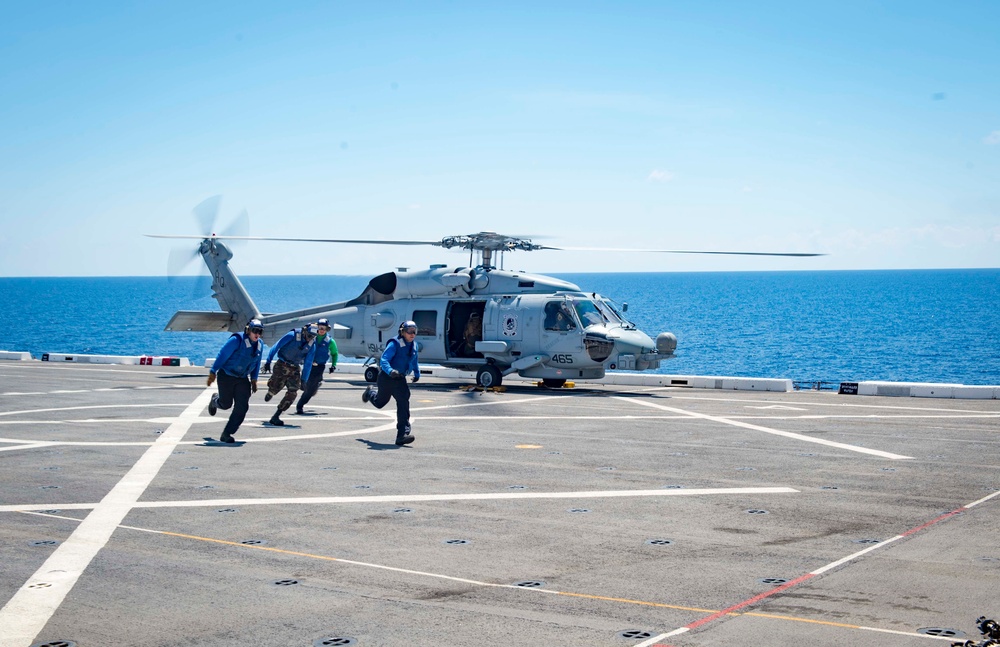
top-left (608, 328), bottom-right (656, 354)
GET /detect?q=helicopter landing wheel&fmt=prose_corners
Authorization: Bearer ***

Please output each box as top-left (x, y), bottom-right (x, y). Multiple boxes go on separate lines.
top-left (476, 365), bottom-right (502, 388)
top-left (542, 378), bottom-right (566, 388)
top-left (364, 366), bottom-right (379, 383)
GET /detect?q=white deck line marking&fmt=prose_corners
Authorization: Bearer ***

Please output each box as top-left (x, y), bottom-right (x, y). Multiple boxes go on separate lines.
top-left (0, 387), bottom-right (212, 647)
top-left (965, 489), bottom-right (1000, 508)
top-left (662, 392), bottom-right (1000, 414)
top-left (0, 442), bottom-right (57, 452)
top-left (855, 626), bottom-right (956, 641)
top-left (809, 536), bottom-right (904, 575)
top-left (241, 421), bottom-right (397, 443)
top-left (619, 397), bottom-right (913, 460)
top-left (0, 404), bottom-right (186, 417)
top-left (642, 492), bottom-right (996, 643)
top-left (0, 487), bottom-right (799, 513)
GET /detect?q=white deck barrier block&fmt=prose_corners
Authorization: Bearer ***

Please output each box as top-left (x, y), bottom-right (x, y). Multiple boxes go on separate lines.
top-left (41, 353), bottom-right (190, 367)
top-left (854, 380), bottom-right (998, 399)
top-left (0, 351), bottom-right (33, 361)
top-left (951, 386), bottom-right (998, 399)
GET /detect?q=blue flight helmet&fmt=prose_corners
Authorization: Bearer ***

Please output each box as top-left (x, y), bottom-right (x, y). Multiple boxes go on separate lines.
top-left (399, 320), bottom-right (417, 335)
top-left (303, 324), bottom-right (319, 340)
top-left (245, 318), bottom-right (264, 335)
top-left (317, 318), bottom-right (330, 329)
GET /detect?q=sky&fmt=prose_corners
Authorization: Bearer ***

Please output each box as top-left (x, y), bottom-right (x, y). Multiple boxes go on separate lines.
top-left (1, 1), bottom-right (998, 277)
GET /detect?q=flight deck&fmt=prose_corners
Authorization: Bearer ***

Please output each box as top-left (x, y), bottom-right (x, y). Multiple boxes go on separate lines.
top-left (1, 361), bottom-right (998, 647)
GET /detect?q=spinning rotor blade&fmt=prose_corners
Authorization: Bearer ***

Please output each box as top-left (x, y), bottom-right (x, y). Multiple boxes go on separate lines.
top-left (192, 195), bottom-right (223, 236)
top-left (147, 227), bottom-right (823, 259)
top-left (555, 246), bottom-right (825, 257)
top-left (167, 246), bottom-right (201, 277)
top-left (220, 208), bottom-right (250, 245)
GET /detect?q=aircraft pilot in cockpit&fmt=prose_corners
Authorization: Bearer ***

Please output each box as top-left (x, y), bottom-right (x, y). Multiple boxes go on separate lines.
top-left (544, 302), bottom-right (577, 332)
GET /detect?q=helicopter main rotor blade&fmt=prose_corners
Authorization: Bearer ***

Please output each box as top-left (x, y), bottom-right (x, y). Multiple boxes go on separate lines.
top-left (556, 247), bottom-right (825, 257)
top-left (228, 236), bottom-right (445, 246)
top-left (143, 235), bottom-right (444, 245)
top-left (144, 233), bottom-right (822, 257)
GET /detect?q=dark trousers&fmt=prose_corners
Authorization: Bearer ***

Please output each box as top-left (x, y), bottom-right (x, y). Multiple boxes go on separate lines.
top-left (296, 363), bottom-right (326, 410)
top-left (371, 371), bottom-right (410, 437)
top-left (217, 372), bottom-right (251, 436)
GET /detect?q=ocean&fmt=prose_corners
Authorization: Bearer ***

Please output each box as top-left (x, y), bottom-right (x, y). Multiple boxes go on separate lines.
top-left (1, 269), bottom-right (998, 386)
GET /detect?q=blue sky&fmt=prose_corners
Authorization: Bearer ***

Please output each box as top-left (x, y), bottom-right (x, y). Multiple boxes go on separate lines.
top-left (1, 1), bottom-right (998, 276)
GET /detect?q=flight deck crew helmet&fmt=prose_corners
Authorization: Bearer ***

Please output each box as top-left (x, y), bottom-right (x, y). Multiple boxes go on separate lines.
top-left (399, 320), bottom-right (418, 335)
top-left (245, 319), bottom-right (264, 335)
top-left (317, 318), bottom-right (330, 329)
top-left (303, 324), bottom-right (319, 340)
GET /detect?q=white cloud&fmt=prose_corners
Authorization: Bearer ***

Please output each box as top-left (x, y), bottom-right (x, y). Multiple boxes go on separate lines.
top-left (647, 169), bottom-right (674, 183)
top-left (985, 131), bottom-right (1000, 145)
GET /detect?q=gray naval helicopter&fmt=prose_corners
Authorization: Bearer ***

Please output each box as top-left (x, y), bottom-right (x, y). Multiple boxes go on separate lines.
top-left (150, 202), bottom-right (821, 388)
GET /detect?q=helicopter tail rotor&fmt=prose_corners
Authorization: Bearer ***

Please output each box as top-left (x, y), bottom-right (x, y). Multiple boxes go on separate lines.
top-left (161, 196), bottom-right (251, 297)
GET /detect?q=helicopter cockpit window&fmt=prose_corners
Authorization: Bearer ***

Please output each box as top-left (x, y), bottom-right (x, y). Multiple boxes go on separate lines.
top-left (572, 300), bottom-right (605, 328)
top-left (411, 310), bottom-right (437, 337)
top-left (544, 301), bottom-right (577, 331)
top-left (597, 298), bottom-right (633, 328)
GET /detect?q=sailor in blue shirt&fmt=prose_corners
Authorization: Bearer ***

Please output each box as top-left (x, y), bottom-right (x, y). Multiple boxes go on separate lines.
top-left (207, 318), bottom-right (265, 443)
top-left (262, 324), bottom-right (318, 426)
top-left (295, 318), bottom-right (339, 414)
top-left (362, 320), bottom-right (421, 445)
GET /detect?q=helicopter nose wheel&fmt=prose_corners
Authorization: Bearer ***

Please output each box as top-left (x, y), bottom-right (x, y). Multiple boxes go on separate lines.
top-left (364, 365), bottom-right (379, 383)
top-left (476, 365), bottom-right (502, 388)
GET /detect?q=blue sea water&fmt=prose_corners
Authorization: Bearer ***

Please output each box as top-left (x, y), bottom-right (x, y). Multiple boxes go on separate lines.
top-left (1, 269), bottom-right (998, 385)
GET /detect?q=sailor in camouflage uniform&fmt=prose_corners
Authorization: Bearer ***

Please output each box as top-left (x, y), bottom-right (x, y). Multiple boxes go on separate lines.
top-left (262, 324), bottom-right (318, 426)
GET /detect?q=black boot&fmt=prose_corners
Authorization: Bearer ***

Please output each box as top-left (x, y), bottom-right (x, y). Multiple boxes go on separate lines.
top-left (268, 409), bottom-right (284, 426)
top-left (395, 428), bottom-right (414, 446)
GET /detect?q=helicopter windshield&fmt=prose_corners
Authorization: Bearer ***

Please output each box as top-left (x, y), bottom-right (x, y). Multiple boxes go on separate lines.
top-left (572, 299), bottom-right (606, 328)
top-left (594, 298), bottom-right (634, 329)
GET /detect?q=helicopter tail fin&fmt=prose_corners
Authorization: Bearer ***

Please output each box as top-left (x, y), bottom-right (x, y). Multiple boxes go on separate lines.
top-left (189, 238), bottom-right (262, 332)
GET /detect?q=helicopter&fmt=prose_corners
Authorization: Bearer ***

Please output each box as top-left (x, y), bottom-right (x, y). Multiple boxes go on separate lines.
top-left (149, 199), bottom-right (822, 388)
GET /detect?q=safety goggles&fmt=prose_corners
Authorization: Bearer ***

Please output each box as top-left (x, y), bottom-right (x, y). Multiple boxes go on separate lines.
top-left (248, 327), bottom-right (264, 335)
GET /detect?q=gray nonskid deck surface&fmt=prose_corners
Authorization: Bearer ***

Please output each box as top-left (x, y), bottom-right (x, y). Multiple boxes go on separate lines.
top-left (1, 362), bottom-right (998, 647)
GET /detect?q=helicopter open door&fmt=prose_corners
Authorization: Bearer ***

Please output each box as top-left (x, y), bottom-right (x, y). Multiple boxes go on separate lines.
top-left (446, 301), bottom-right (486, 360)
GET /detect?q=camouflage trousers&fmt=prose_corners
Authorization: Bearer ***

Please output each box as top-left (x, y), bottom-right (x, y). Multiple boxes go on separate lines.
top-left (266, 360), bottom-right (301, 412)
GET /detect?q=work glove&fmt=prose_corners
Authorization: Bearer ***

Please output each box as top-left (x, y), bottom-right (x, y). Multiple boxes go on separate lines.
top-left (263, 361), bottom-right (272, 374)
top-left (328, 365), bottom-right (336, 374)
top-left (411, 375), bottom-right (419, 383)
top-left (389, 369), bottom-right (402, 380)
top-left (250, 380), bottom-right (258, 394)
top-left (206, 373), bottom-right (216, 387)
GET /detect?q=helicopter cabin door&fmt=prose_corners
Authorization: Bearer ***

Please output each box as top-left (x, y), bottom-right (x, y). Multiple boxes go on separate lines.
top-left (446, 301), bottom-right (486, 359)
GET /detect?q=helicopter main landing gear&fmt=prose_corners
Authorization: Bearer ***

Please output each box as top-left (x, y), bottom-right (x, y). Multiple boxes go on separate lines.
top-left (541, 378), bottom-right (566, 388)
top-left (476, 365), bottom-right (503, 388)
top-left (363, 364), bottom-right (379, 383)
